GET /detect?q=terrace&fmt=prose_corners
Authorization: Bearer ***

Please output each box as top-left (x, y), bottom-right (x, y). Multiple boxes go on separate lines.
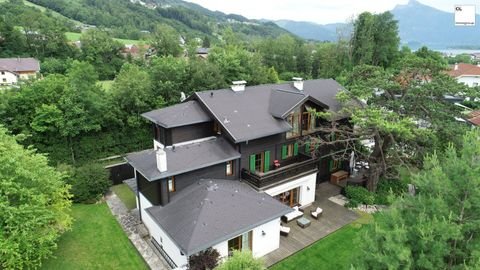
top-left (264, 182), bottom-right (358, 267)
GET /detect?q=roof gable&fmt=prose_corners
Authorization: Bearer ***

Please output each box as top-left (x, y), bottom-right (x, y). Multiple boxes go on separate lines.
top-left (0, 58), bottom-right (40, 72)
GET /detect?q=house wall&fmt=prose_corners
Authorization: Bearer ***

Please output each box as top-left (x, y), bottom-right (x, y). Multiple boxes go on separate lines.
top-left (170, 122), bottom-right (214, 145)
top-left (140, 194), bottom-right (189, 269)
top-left (457, 75), bottom-right (480, 87)
top-left (251, 218), bottom-right (281, 257)
top-left (0, 71), bottom-right (18, 85)
top-left (264, 172), bottom-right (317, 207)
top-left (17, 71), bottom-right (37, 80)
top-left (137, 171), bottom-right (166, 206)
top-left (167, 160), bottom-right (238, 199)
top-left (239, 133), bottom-right (287, 171)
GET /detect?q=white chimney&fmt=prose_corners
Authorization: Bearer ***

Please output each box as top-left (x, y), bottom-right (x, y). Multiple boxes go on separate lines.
top-left (156, 148), bottom-right (167, 172)
top-left (231, 80), bottom-right (247, 92)
top-left (454, 63), bottom-right (459, 70)
top-left (293, 77), bottom-right (303, 91)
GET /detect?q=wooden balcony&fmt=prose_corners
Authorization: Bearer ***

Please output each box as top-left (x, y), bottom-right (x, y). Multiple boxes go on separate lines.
top-left (241, 153), bottom-right (318, 189)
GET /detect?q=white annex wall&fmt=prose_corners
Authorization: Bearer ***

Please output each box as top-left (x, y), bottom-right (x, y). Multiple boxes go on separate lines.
top-left (264, 172), bottom-right (317, 207)
top-left (457, 75), bottom-right (480, 87)
top-left (139, 192), bottom-right (189, 269)
top-left (0, 71), bottom-right (17, 85)
top-left (251, 218), bottom-right (281, 257)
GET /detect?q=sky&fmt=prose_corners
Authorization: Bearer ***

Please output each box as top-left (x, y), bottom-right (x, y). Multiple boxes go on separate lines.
top-left (184, 0), bottom-right (478, 24)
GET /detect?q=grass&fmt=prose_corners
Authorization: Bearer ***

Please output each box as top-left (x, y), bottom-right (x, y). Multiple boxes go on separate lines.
top-left (41, 204), bottom-right (147, 270)
top-left (98, 80), bottom-right (114, 92)
top-left (65, 32), bottom-right (146, 45)
top-left (270, 211), bottom-right (373, 270)
top-left (111, 184), bottom-right (137, 210)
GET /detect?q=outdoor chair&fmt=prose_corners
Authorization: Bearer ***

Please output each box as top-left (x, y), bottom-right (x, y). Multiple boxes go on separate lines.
top-left (280, 225), bottom-right (290, 236)
top-left (310, 207), bottom-right (323, 219)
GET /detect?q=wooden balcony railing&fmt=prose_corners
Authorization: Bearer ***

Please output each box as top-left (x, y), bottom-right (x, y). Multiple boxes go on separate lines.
top-left (241, 154), bottom-right (318, 189)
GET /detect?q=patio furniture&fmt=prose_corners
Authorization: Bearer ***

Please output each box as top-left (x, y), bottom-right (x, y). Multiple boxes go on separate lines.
top-left (296, 217), bottom-right (311, 228)
top-left (330, 170), bottom-right (348, 185)
top-left (281, 206), bottom-right (303, 223)
top-left (310, 207), bottom-right (323, 219)
top-left (280, 225), bottom-right (290, 236)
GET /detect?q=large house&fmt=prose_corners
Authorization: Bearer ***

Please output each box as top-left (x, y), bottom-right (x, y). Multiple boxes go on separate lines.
top-left (0, 58), bottom-right (40, 86)
top-left (126, 78), bottom-right (352, 268)
top-left (447, 63), bottom-right (480, 87)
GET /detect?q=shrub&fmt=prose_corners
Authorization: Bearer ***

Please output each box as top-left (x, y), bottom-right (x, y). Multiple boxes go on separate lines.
top-left (68, 163), bottom-right (111, 203)
top-left (189, 248), bottom-right (220, 270)
top-left (215, 250), bottom-right (264, 270)
top-left (345, 186), bottom-right (375, 208)
top-left (374, 179), bottom-right (408, 205)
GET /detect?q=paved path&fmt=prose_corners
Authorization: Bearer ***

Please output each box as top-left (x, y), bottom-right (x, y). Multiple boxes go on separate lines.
top-left (105, 191), bottom-right (169, 270)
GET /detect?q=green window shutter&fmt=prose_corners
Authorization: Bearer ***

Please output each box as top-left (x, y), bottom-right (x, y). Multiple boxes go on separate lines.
top-left (329, 159), bottom-right (333, 171)
top-left (293, 143), bottom-right (298, 156)
top-left (249, 155), bottom-right (256, 172)
top-left (305, 141), bottom-right (310, 153)
top-left (264, 151), bottom-right (270, 173)
top-left (281, 145), bottom-right (287, 159)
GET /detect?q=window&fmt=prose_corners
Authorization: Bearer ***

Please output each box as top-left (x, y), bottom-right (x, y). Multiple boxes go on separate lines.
top-left (274, 187), bottom-right (300, 207)
top-left (281, 143), bottom-right (298, 159)
top-left (2, 78), bottom-right (6, 83)
top-left (286, 110), bottom-right (301, 138)
top-left (1, 71), bottom-right (5, 75)
top-left (228, 231), bottom-right (252, 255)
top-left (168, 177), bottom-right (175, 192)
top-left (329, 159), bottom-right (341, 172)
top-left (302, 111), bottom-right (316, 132)
top-left (249, 151), bottom-right (270, 173)
top-left (474, 82), bottom-right (479, 86)
top-left (226, 160), bottom-right (234, 176)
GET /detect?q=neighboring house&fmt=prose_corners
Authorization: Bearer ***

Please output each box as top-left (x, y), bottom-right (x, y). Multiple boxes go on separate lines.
top-left (195, 47), bottom-right (209, 59)
top-left (121, 44), bottom-right (151, 59)
top-left (470, 52), bottom-right (480, 61)
top-left (466, 110), bottom-right (480, 126)
top-left (447, 63), bottom-right (480, 87)
top-left (126, 78), bottom-right (352, 269)
top-left (0, 58), bottom-right (40, 86)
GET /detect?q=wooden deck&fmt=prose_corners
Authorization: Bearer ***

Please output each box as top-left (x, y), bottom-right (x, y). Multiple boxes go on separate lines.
top-left (264, 182), bottom-right (358, 267)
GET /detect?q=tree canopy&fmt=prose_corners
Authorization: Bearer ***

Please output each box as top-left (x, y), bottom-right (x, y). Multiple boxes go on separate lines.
top-left (355, 129), bottom-right (480, 269)
top-left (0, 126), bottom-right (72, 269)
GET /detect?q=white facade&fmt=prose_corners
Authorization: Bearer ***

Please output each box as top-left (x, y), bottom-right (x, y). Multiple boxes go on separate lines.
top-left (139, 192), bottom-right (189, 269)
top-left (139, 190), bottom-right (283, 269)
top-left (0, 71), bottom-right (18, 85)
top-left (264, 172), bottom-right (317, 207)
top-left (456, 75), bottom-right (480, 87)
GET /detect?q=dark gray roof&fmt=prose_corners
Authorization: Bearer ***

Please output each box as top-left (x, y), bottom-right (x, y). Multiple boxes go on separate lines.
top-left (142, 100), bottom-right (212, 128)
top-left (146, 179), bottom-right (292, 255)
top-left (196, 48), bottom-right (209, 54)
top-left (0, 58), bottom-right (40, 72)
top-left (126, 137), bottom-right (240, 181)
top-left (269, 89), bottom-right (307, 118)
top-left (195, 79), bottom-right (346, 143)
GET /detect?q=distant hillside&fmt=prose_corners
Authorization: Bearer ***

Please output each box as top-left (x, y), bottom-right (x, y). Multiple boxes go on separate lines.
top-left (274, 0), bottom-right (480, 49)
top-left (28, 0), bottom-right (291, 40)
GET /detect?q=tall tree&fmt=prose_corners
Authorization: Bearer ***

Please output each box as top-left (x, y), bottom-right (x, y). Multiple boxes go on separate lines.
top-left (152, 24), bottom-right (183, 57)
top-left (355, 130), bottom-right (480, 269)
top-left (351, 12), bottom-right (399, 67)
top-left (0, 126), bottom-right (72, 269)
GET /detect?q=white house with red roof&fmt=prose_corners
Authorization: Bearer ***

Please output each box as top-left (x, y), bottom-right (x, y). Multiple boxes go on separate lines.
top-left (447, 63), bottom-right (480, 87)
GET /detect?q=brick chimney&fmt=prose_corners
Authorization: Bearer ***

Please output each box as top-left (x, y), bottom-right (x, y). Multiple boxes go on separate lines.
top-left (156, 148), bottom-right (167, 172)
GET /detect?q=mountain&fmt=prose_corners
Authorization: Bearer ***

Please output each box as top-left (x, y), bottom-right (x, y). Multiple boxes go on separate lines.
top-left (392, 0), bottom-right (480, 49)
top-left (274, 0), bottom-right (480, 49)
top-left (27, 0), bottom-right (291, 40)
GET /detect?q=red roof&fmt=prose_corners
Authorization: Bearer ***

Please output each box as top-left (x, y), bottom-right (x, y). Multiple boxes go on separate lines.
top-left (447, 63), bottom-right (480, 77)
top-left (467, 110), bottom-right (480, 126)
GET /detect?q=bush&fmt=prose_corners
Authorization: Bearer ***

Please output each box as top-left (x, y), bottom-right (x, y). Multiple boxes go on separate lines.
top-left (67, 163), bottom-right (111, 203)
top-left (374, 179), bottom-right (408, 205)
top-left (189, 248), bottom-right (220, 270)
top-left (215, 250), bottom-right (264, 270)
top-left (345, 186), bottom-right (375, 208)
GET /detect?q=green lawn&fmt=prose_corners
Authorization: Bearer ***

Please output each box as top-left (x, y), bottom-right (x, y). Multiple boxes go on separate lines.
top-left (111, 184), bottom-right (137, 210)
top-left (41, 204), bottom-right (147, 270)
top-left (270, 211), bottom-right (373, 270)
top-left (66, 31), bottom-right (146, 45)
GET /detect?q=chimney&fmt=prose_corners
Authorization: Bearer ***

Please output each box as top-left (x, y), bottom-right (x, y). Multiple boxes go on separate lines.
top-left (156, 148), bottom-right (167, 172)
top-left (454, 63), bottom-right (459, 70)
top-left (231, 80), bottom-right (247, 92)
top-left (292, 77), bottom-right (303, 91)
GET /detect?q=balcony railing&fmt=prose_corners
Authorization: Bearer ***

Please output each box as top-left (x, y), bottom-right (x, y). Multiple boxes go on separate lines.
top-left (241, 153), bottom-right (318, 189)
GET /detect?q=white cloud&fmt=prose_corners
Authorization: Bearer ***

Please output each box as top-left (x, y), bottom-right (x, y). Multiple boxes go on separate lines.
top-left (184, 0), bottom-right (477, 24)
